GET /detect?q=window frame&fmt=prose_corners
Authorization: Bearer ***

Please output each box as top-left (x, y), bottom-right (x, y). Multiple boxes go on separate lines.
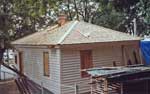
top-left (43, 52), bottom-right (50, 77)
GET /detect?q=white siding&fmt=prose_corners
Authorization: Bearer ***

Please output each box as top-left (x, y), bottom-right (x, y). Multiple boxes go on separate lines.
top-left (17, 47), bottom-right (61, 94)
top-left (61, 46), bottom-right (123, 94)
top-left (93, 46), bottom-right (122, 67)
top-left (15, 43), bottom-right (140, 94)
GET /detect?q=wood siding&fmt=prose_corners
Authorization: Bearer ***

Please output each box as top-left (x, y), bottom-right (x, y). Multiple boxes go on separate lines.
top-left (17, 47), bottom-right (61, 94)
top-left (93, 46), bottom-right (123, 67)
top-left (14, 42), bottom-right (141, 94)
top-left (123, 45), bottom-right (141, 65)
top-left (60, 45), bottom-right (139, 94)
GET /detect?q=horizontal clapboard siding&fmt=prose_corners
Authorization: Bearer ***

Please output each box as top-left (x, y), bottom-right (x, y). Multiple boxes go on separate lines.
top-left (15, 44), bottom-right (140, 94)
top-left (93, 46), bottom-right (122, 67)
top-left (61, 46), bottom-right (123, 94)
top-left (18, 47), bottom-right (61, 94)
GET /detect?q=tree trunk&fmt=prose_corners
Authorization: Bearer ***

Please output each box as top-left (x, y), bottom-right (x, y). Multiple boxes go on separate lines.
top-left (73, 0), bottom-right (79, 20)
top-left (67, 0), bottom-right (72, 20)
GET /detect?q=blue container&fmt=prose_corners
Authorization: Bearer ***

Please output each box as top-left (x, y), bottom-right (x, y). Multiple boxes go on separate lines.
top-left (140, 39), bottom-right (150, 65)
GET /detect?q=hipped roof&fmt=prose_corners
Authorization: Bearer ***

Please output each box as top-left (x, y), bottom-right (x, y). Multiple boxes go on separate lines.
top-left (12, 21), bottom-right (141, 45)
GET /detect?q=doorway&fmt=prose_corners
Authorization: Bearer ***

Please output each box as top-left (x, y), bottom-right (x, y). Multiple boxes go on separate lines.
top-left (123, 80), bottom-right (149, 94)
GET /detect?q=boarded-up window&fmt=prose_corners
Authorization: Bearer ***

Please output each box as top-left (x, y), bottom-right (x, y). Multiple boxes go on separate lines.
top-left (43, 52), bottom-right (49, 77)
top-left (80, 50), bottom-right (93, 78)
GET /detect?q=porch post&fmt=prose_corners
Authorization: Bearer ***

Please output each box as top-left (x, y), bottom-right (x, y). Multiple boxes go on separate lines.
top-left (75, 83), bottom-right (79, 94)
top-left (103, 78), bottom-right (108, 94)
top-left (120, 83), bottom-right (123, 94)
top-left (0, 64), bottom-right (1, 80)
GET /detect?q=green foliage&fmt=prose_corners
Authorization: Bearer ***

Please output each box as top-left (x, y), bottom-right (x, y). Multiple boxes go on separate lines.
top-left (92, 1), bottom-right (125, 31)
top-left (137, 0), bottom-right (150, 35)
top-left (0, 0), bottom-right (55, 49)
top-left (0, 0), bottom-right (150, 50)
top-left (111, 0), bottom-right (150, 36)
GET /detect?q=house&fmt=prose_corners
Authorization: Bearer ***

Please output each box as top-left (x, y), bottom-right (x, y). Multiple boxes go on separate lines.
top-left (12, 17), bottom-right (142, 94)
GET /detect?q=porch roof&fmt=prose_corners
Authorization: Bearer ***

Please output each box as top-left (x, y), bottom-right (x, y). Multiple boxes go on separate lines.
top-left (86, 65), bottom-right (150, 82)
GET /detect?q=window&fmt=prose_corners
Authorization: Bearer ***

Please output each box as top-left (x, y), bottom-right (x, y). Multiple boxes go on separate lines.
top-left (80, 50), bottom-right (93, 78)
top-left (43, 52), bottom-right (50, 77)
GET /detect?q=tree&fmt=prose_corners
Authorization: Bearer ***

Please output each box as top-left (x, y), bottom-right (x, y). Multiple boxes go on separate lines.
top-left (0, 0), bottom-right (13, 62)
top-left (91, 0), bottom-right (125, 31)
top-left (112, 0), bottom-right (150, 36)
top-left (0, 0), bottom-right (55, 61)
top-left (54, 0), bottom-right (125, 31)
top-left (0, 0), bottom-right (150, 62)
top-left (53, 0), bottom-right (100, 22)
top-left (136, 0), bottom-right (150, 35)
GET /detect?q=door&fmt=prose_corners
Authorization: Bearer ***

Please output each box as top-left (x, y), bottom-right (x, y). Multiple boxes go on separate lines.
top-left (19, 52), bottom-right (23, 74)
top-left (80, 50), bottom-right (93, 78)
top-left (123, 80), bottom-right (149, 94)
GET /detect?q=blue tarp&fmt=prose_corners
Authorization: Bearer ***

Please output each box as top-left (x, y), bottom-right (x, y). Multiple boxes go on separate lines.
top-left (140, 40), bottom-right (150, 65)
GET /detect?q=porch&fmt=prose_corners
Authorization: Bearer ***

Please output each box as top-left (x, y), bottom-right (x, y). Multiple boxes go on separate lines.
top-left (87, 64), bottom-right (150, 94)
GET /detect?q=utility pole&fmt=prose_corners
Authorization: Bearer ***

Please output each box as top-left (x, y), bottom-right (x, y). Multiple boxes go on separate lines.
top-left (133, 18), bottom-right (137, 36)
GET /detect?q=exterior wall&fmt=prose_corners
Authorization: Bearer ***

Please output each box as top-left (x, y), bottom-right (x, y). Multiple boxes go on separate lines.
top-left (16, 46), bottom-right (61, 94)
top-left (61, 49), bottom-right (91, 94)
top-left (93, 46), bottom-right (123, 67)
top-left (14, 42), bottom-right (141, 94)
top-left (123, 45), bottom-right (141, 65)
top-left (60, 44), bottom-right (140, 94)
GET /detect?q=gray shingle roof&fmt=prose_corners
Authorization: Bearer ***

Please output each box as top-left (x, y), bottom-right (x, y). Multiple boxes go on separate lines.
top-left (12, 20), bottom-right (141, 45)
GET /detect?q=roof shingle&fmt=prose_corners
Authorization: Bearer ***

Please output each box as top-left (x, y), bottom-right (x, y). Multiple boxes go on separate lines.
top-left (12, 21), bottom-right (141, 45)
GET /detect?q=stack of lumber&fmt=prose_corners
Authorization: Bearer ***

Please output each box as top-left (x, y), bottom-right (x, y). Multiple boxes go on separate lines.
top-left (0, 79), bottom-right (20, 94)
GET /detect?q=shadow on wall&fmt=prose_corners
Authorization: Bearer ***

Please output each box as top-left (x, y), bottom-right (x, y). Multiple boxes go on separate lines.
top-left (43, 88), bottom-right (54, 94)
top-left (34, 87), bottom-right (54, 94)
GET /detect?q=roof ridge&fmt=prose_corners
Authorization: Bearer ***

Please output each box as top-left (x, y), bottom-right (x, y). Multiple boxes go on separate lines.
top-left (57, 21), bottom-right (78, 44)
top-left (46, 24), bottom-right (59, 32)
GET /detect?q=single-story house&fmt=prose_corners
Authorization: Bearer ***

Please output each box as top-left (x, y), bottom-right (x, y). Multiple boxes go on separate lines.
top-left (12, 17), bottom-right (142, 94)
